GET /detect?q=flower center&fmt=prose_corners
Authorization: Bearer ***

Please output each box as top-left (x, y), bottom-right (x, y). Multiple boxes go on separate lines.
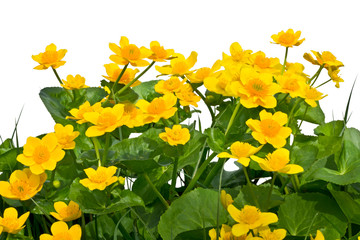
top-left (278, 33), bottom-right (295, 45)
top-left (195, 67), bottom-right (211, 79)
top-left (122, 44), bottom-right (141, 60)
top-left (2, 217), bottom-right (19, 232)
top-left (169, 130), bottom-right (183, 141)
top-left (284, 78), bottom-right (300, 91)
top-left (254, 55), bottom-right (271, 69)
top-left (164, 78), bottom-right (181, 91)
top-left (172, 61), bottom-right (188, 75)
top-left (305, 87), bottom-right (322, 100)
top-left (10, 180), bottom-right (33, 199)
top-left (267, 153), bottom-right (289, 171)
top-left (98, 112), bottom-right (117, 128)
top-left (42, 51), bottom-right (59, 64)
top-left (239, 206), bottom-right (260, 224)
top-left (148, 99), bottom-right (166, 114)
top-left (260, 119), bottom-right (281, 137)
top-left (33, 145), bottom-right (50, 164)
top-left (151, 46), bottom-right (167, 59)
top-left (247, 79), bottom-right (268, 96)
top-left (90, 170), bottom-right (107, 183)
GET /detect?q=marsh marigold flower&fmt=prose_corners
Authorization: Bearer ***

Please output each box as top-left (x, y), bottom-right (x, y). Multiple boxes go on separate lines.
top-left (156, 52), bottom-right (198, 76)
top-left (67, 101), bottom-right (103, 124)
top-left (0, 168), bottom-right (46, 200)
top-left (229, 68), bottom-right (280, 109)
top-left (251, 148), bottom-right (303, 174)
top-left (122, 102), bottom-right (145, 128)
top-left (155, 76), bottom-right (185, 94)
top-left (271, 29), bottom-right (305, 47)
top-left (84, 104), bottom-right (126, 137)
top-left (80, 166), bottom-right (118, 191)
top-left (61, 74), bottom-right (89, 90)
top-left (249, 51), bottom-right (282, 74)
top-left (258, 226), bottom-right (287, 240)
top-left (220, 190), bottom-right (234, 210)
top-left (218, 142), bottom-right (262, 167)
top-left (277, 72), bottom-right (308, 98)
top-left (328, 67), bottom-right (344, 88)
top-left (32, 43), bottom-right (67, 70)
top-left (103, 63), bottom-right (140, 86)
top-left (136, 93), bottom-right (178, 123)
top-left (300, 85), bottom-right (327, 107)
top-left (204, 70), bottom-right (233, 97)
top-left (148, 41), bottom-right (175, 62)
top-left (159, 125), bottom-right (190, 146)
top-left (310, 230), bottom-right (325, 240)
top-left (303, 50), bottom-right (344, 69)
top-left (54, 123), bottom-right (80, 150)
top-left (246, 110), bottom-right (292, 148)
top-left (227, 204), bottom-right (278, 237)
top-left (17, 133), bottom-right (65, 174)
top-left (187, 60), bottom-right (222, 83)
top-left (0, 207), bottom-right (30, 234)
top-left (50, 201), bottom-right (82, 222)
top-left (109, 36), bottom-right (151, 67)
top-left (222, 42), bottom-right (252, 68)
top-left (209, 224), bottom-right (246, 240)
top-left (40, 221), bottom-right (81, 240)
top-left (175, 84), bottom-right (201, 107)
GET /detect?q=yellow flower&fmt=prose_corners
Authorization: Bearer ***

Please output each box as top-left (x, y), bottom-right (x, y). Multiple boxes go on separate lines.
top-left (109, 36), bottom-right (151, 67)
top-left (175, 84), bottom-right (201, 107)
top-left (209, 224), bottom-right (246, 240)
top-left (246, 110), bottom-right (292, 148)
top-left (300, 85), bottom-right (327, 107)
top-left (136, 93), bottom-right (178, 123)
top-left (155, 76), bottom-right (186, 94)
top-left (328, 67), bottom-right (344, 88)
top-left (0, 207), bottom-right (30, 234)
top-left (251, 148), bottom-right (303, 174)
top-left (204, 70), bottom-right (233, 97)
top-left (17, 133), bottom-right (65, 174)
top-left (84, 104), bottom-right (126, 137)
top-left (229, 68), bottom-right (280, 109)
top-left (0, 168), bottom-right (46, 200)
top-left (61, 74), bottom-right (89, 90)
top-left (122, 102), bottom-right (145, 128)
top-left (54, 123), bottom-right (80, 150)
top-left (249, 51), bottom-right (282, 74)
top-left (310, 230), bottom-right (325, 240)
top-left (50, 201), bottom-right (82, 222)
top-left (222, 42), bottom-right (252, 68)
top-left (103, 63), bottom-right (140, 86)
top-left (271, 29), bottom-right (305, 47)
top-left (276, 72), bottom-right (308, 98)
top-left (67, 101), bottom-right (103, 124)
top-left (40, 221), bottom-right (81, 240)
top-left (118, 176), bottom-right (126, 185)
top-left (155, 52), bottom-right (198, 76)
top-left (218, 142), bottom-right (262, 167)
top-left (303, 50), bottom-right (344, 69)
top-left (159, 125), bottom-right (190, 146)
top-left (220, 190), bottom-right (234, 210)
top-left (147, 41), bottom-right (174, 62)
top-left (32, 43), bottom-right (67, 70)
top-left (227, 204), bottom-right (278, 237)
top-left (79, 166), bottom-right (118, 191)
top-left (258, 226), bottom-right (287, 240)
top-left (187, 60), bottom-right (222, 83)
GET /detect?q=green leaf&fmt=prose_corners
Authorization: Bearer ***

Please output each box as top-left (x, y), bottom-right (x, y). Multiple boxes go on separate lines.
top-left (314, 120), bottom-right (345, 136)
top-left (0, 148), bottom-right (18, 171)
top-left (133, 80), bottom-right (161, 101)
top-left (294, 100), bottom-right (325, 125)
top-left (158, 188), bottom-right (227, 240)
top-left (178, 130), bottom-right (206, 169)
top-left (85, 214), bottom-right (116, 240)
top-left (328, 184), bottom-right (360, 225)
top-left (39, 87), bottom-right (107, 124)
top-left (291, 135), bottom-right (318, 171)
top-left (69, 178), bottom-right (144, 214)
top-left (234, 184), bottom-right (283, 211)
top-left (204, 128), bottom-right (226, 153)
top-left (277, 193), bottom-right (347, 239)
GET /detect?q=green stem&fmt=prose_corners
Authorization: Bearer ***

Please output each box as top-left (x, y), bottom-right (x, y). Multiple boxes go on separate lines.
top-left (183, 152), bottom-right (217, 194)
top-left (277, 93), bottom-right (289, 106)
top-left (348, 222), bottom-right (352, 239)
top-left (30, 198), bottom-right (54, 223)
top-left (294, 174), bottom-right (301, 191)
top-left (286, 98), bottom-right (301, 127)
top-left (265, 172), bottom-right (277, 211)
top-left (81, 214), bottom-right (87, 240)
top-left (51, 67), bottom-right (63, 85)
top-left (111, 63), bottom-right (129, 102)
top-left (309, 64), bottom-right (324, 85)
top-left (216, 161), bottom-right (225, 240)
top-left (225, 100), bottom-right (242, 136)
top-left (95, 214), bottom-right (100, 240)
top-left (117, 220), bottom-right (134, 240)
top-left (92, 137), bottom-right (101, 166)
top-left (102, 133), bottom-right (111, 165)
top-left (203, 158), bottom-right (225, 187)
top-left (117, 61), bottom-right (155, 96)
top-left (170, 157), bottom-right (179, 199)
top-left (50, 169), bottom-right (56, 186)
top-left (291, 175), bottom-right (299, 192)
top-left (280, 47), bottom-right (289, 75)
top-left (315, 78), bottom-right (332, 88)
top-left (243, 167), bottom-right (260, 208)
top-left (143, 173), bottom-right (169, 209)
top-left (191, 142), bottom-right (208, 179)
top-left (192, 86), bottom-right (215, 122)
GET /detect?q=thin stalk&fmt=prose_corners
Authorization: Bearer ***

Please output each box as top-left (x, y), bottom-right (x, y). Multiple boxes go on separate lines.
top-left (348, 222), bottom-right (352, 239)
top-left (243, 167), bottom-right (260, 208)
top-left (170, 157), bottom-right (179, 199)
top-left (193, 87), bottom-right (215, 122)
top-left (290, 175), bottom-right (299, 192)
top-left (216, 161), bottom-right (225, 240)
top-left (95, 214), bottom-right (100, 240)
top-left (286, 98), bottom-right (301, 127)
top-left (117, 61), bottom-right (155, 96)
top-left (117, 220), bottom-right (134, 240)
top-left (294, 174), bottom-right (301, 191)
top-left (191, 141), bottom-right (208, 179)
top-left (51, 67), bottom-right (63, 85)
top-left (225, 100), bottom-right (242, 136)
top-left (277, 93), bottom-right (289, 106)
top-left (143, 173), bottom-right (169, 209)
top-left (111, 63), bottom-right (129, 102)
top-left (42, 216), bottom-right (50, 234)
top-left (92, 137), bottom-right (101, 166)
top-left (183, 152), bottom-right (217, 194)
top-left (203, 158), bottom-right (225, 187)
top-left (265, 172), bottom-right (277, 211)
top-left (303, 212), bottom-right (319, 240)
top-left (309, 65), bottom-right (325, 86)
top-left (30, 198), bottom-right (54, 223)
top-left (102, 133), bottom-right (111, 165)
top-left (81, 214), bottom-right (87, 240)
top-left (315, 78), bottom-right (332, 88)
top-left (280, 47), bottom-right (289, 75)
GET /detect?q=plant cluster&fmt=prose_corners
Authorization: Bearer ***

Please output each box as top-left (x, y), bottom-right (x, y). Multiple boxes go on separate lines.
top-left (0, 29), bottom-right (358, 240)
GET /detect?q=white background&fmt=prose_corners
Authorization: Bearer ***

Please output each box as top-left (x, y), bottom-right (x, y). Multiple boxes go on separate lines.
top-left (0, 0), bottom-right (359, 146)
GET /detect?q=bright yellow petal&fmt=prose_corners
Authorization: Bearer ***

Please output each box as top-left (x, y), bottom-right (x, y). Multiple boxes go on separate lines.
top-left (281, 164), bottom-right (304, 174)
top-left (231, 223), bottom-right (249, 237)
top-left (51, 221), bottom-right (69, 235)
top-left (68, 224), bottom-right (82, 239)
top-left (3, 207), bottom-right (18, 218)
